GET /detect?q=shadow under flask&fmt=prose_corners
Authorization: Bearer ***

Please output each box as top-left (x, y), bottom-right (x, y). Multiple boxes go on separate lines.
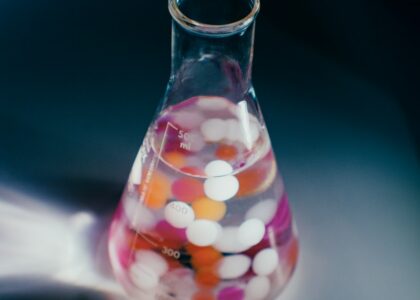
top-left (108, 1), bottom-right (299, 299)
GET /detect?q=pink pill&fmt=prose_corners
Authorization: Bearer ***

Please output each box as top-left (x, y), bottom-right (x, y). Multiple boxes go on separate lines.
top-left (267, 194), bottom-right (291, 233)
top-left (217, 286), bottom-right (244, 300)
top-left (155, 220), bottom-right (187, 243)
top-left (172, 178), bottom-right (204, 203)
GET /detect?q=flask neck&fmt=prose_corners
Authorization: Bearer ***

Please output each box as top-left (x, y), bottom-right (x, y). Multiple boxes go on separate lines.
top-left (167, 0), bottom-right (259, 103)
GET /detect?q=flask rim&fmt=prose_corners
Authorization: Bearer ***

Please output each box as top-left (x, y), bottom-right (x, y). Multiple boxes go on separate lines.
top-left (168, 0), bottom-right (260, 37)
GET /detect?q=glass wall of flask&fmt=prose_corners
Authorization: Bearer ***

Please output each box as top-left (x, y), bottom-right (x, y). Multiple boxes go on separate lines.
top-left (108, 1), bottom-right (299, 299)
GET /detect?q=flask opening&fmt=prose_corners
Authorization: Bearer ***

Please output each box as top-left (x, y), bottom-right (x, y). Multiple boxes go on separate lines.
top-left (169, 0), bottom-right (260, 36)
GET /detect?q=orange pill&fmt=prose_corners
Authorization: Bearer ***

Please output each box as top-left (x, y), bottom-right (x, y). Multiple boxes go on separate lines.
top-left (192, 197), bottom-right (226, 221)
top-left (127, 231), bottom-right (154, 251)
top-left (185, 242), bottom-right (204, 255)
top-left (172, 177), bottom-right (204, 202)
top-left (191, 247), bottom-right (222, 268)
top-left (236, 160), bottom-right (276, 197)
top-left (215, 144), bottom-right (238, 160)
top-left (163, 151), bottom-right (186, 168)
top-left (139, 171), bottom-right (170, 209)
top-left (180, 166), bottom-right (205, 176)
top-left (193, 290), bottom-right (215, 300)
top-left (287, 238), bottom-right (299, 268)
top-left (195, 267), bottom-right (220, 287)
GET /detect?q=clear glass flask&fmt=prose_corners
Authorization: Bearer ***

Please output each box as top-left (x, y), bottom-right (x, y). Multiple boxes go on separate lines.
top-left (108, 1), bottom-right (298, 299)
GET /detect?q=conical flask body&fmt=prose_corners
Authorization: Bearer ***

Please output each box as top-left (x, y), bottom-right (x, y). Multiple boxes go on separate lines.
top-left (109, 1), bottom-right (298, 299)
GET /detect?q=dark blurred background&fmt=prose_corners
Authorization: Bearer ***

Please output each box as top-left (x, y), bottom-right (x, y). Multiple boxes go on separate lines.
top-left (0, 0), bottom-right (419, 299)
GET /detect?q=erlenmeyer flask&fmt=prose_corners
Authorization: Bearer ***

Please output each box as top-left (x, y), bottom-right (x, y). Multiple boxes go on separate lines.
top-left (108, 0), bottom-right (298, 299)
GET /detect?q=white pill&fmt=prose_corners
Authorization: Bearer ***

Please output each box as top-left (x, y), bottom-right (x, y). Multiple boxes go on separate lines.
top-left (205, 160), bottom-right (233, 177)
top-left (164, 201), bottom-right (195, 228)
top-left (124, 196), bottom-right (156, 232)
top-left (200, 118), bottom-right (225, 142)
top-left (188, 131), bottom-right (205, 152)
top-left (245, 200), bottom-right (277, 224)
top-left (245, 276), bottom-right (271, 299)
top-left (238, 218), bottom-right (265, 247)
top-left (135, 250), bottom-right (169, 276)
top-left (214, 226), bottom-right (250, 253)
top-left (161, 268), bottom-right (196, 300)
top-left (186, 220), bottom-right (221, 246)
top-left (197, 96), bottom-right (229, 110)
top-left (225, 118), bottom-right (241, 142)
top-left (249, 122), bottom-right (260, 143)
top-left (173, 111), bottom-right (204, 129)
top-left (204, 176), bottom-right (239, 201)
top-left (252, 248), bottom-right (279, 276)
top-left (130, 264), bottom-right (159, 290)
top-left (218, 254), bottom-right (251, 279)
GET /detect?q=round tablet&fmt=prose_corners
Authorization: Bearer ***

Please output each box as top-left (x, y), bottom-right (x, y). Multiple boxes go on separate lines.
top-left (130, 263), bottom-right (159, 290)
top-left (245, 200), bottom-right (277, 224)
top-left (164, 201), bottom-right (195, 228)
top-left (172, 177), bottom-right (204, 202)
top-left (215, 144), bottom-right (238, 160)
top-left (191, 246), bottom-right (222, 269)
top-left (238, 218), bottom-right (265, 247)
top-left (197, 96), bottom-right (229, 110)
top-left (217, 286), bottom-right (244, 300)
top-left (224, 119), bottom-right (241, 142)
top-left (218, 254), bottom-right (251, 279)
top-left (192, 197), bottom-right (226, 221)
top-left (214, 226), bottom-right (250, 253)
top-left (204, 176), bottom-right (239, 201)
top-left (189, 131), bottom-right (206, 152)
top-left (195, 267), bottom-right (220, 287)
top-left (155, 220), bottom-right (188, 245)
top-left (140, 171), bottom-right (171, 209)
top-left (173, 111), bottom-right (204, 129)
top-left (200, 118), bottom-right (225, 142)
top-left (236, 160), bottom-right (276, 198)
top-left (135, 250), bottom-right (168, 276)
top-left (244, 276), bottom-right (271, 299)
top-left (252, 248), bottom-right (279, 276)
top-left (193, 290), bottom-right (216, 300)
top-left (205, 160), bottom-right (233, 177)
top-left (161, 268), bottom-right (196, 298)
top-left (249, 122), bottom-right (260, 143)
top-left (163, 151), bottom-right (186, 168)
top-left (186, 220), bottom-right (221, 246)
top-left (124, 196), bottom-right (156, 232)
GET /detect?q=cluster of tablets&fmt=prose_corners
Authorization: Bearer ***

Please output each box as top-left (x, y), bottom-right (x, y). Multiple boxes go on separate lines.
top-left (108, 96), bottom-right (298, 300)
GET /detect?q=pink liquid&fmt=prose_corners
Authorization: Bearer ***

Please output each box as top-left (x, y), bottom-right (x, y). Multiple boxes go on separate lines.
top-left (109, 96), bottom-right (298, 300)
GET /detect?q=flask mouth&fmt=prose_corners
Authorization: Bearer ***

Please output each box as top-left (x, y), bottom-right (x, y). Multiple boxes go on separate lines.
top-left (169, 0), bottom-right (260, 36)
